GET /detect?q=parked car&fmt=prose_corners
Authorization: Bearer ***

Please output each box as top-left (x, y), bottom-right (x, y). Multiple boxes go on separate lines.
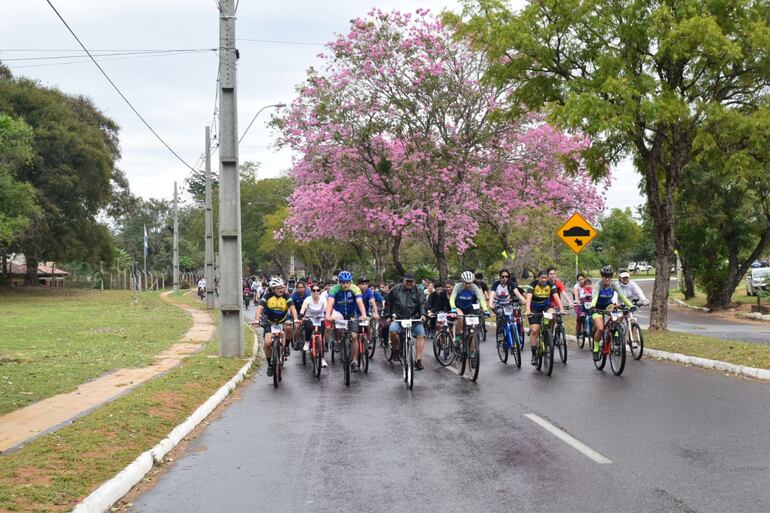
top-left (636, 262), bottom-right (652, 272)
top-left (746, 267), bottom-right (770, 296)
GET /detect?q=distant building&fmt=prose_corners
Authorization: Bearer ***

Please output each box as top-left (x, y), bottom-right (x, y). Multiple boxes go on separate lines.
top-left (2, 254), bottom-right (69, 287)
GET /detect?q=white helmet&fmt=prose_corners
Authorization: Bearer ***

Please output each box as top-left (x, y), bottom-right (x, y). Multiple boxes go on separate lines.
top-left (269, 277), bottom-right (285, 288)
top-left (461, 271), bottom-right (474, 284)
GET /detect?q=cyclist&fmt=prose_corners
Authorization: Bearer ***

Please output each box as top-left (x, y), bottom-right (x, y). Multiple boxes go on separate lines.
top-left (489, 269), bottom-right (526, 338)
top-left (290, 282), bottom-right (311, 347)
top-left (473, 272), bottom-right (491, 304)
top-left (254, 277), bottom-right (300, 377)
top-left (197, 276), bottom-right (206, 300)
top-left (357, 277), bottom-right (381, 321)
top-left (524, 269), bottom-right (565, 366)
top-left (547, 266), bottom-right (573, 309)
top-left (300, 284), bottom-right (328, 368)
top-left (615, 271), bottom-right (650, 305)
top-left (450, 271), bottom-right (490, 348)
top-left (325, 271), bottom-right (368, 372)
top-left (384, 272), bottom-right (428, 370)
top-left (590, 266), bottom-right (634, 361)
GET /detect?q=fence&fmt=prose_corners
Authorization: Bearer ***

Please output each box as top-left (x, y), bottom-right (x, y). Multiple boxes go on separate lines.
top-left (67, 270), bottom-right (205, 291)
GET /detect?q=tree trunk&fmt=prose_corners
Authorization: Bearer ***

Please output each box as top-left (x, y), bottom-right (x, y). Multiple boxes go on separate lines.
top-left (25, 255), bottom-right (39, 286)
top-left (391, 232), bottom-right (405, 278)
top-left (435, 249), bottom-right (448, 283)
top-left (680, 254), bottom-right (695, 300)
top-left (645, 158), bottom-right (676, 331)
top-left (706, 229), bottom-right (769, 310)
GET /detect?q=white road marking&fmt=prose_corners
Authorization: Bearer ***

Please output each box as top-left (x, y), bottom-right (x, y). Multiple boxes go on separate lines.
top-left (524, 413), bottom-right (612, 464)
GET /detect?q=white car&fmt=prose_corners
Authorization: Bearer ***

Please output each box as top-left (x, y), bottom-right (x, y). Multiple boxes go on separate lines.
top-left (746, 267), bottom-right (770, 296)
top-left (636, 262), bottom-right (653, 272)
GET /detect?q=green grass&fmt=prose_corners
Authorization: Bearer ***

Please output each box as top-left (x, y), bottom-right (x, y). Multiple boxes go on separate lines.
top-left (671, 289), bottom-right (759, 308)
top-left (0, 288), bottom-right (190, 416)
top-left (0, 325), bottom-right (256, 513)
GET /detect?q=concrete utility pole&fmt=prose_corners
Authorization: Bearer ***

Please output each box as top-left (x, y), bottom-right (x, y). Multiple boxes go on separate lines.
top-left (218, 0), bottom-right (244, 357)
top-left (173, 181), bottom-right (180, 294)
top-left (204, 126), bottom-right (215, 310)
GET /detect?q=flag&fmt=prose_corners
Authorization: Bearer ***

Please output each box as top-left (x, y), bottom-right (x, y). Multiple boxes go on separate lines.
top-left (143, 225), bottom-right (149, 257)
top-left (501, 250), bottom-right (508, 258)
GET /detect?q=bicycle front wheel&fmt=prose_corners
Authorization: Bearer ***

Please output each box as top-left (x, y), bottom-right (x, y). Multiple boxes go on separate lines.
top-left (496, 328), bottom-right (509, 364)
top-left (556, 325), bottom-right (568, 364)
top-left (407, 340), bottom-right (415, 390)
top-left (313, 336), bottom-right (322, 378)
top-left (511, 327), bottom-right (522, 368)
top-left (542, 330), bottom-right (554, 376)
top-left (361, 337), bottom-right (369, 374)
top-left (468, 333), bottom-right (480, 382)
top-left (342, 336), bottom-right (351, 386)
top-left (630, 323), bottom-right (644, 360)
top-left (367, 328), bottom-right (376, 359)
top-left (594, 333), bottom-right (608, 371)
top-left (609, 327), bottom-right (626, 376)
top-left (458, 332), bottom-right (468, 376)
top-left (434, 332), bottom-right (454, 366)
top-left (272, 342), bottom-right (280, 388)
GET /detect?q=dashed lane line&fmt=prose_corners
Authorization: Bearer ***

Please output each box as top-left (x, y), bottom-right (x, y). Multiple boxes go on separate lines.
top-left (524, 413), bottom-right (612, 464)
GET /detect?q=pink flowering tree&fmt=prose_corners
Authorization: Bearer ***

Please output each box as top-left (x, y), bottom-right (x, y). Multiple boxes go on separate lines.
top-left (273, 9), bottom-right (607, 280)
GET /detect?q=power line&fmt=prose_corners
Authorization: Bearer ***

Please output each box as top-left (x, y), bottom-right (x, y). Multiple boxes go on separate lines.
top-left (43, 0), bottom-right (196, 172)
top-left (1, 49), bottom-right (215, 61)
top-left (236, 37), bottom-right (324, 46)
top-left (7, 50), bottom-right (216, 69)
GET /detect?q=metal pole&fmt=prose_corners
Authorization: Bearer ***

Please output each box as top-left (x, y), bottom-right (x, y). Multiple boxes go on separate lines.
top-left (205, 126), bottom-right (215, 310)
top-left (100, 262), bottom-right (104, 291)
top-left (218, 0), bottom-right (244, 357)
top-left (173, 181), bottom-right (180, 294)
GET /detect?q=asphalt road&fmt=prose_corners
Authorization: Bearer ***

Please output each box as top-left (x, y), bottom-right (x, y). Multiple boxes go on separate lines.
top-left (633, 278), bottom-right (770, 345)
top-left (131, 327), bottom-right (770, 513)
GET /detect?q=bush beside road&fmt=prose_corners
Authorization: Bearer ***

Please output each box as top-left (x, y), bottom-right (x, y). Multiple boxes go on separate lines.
top-left (0, 289), bottom-right (189, 416)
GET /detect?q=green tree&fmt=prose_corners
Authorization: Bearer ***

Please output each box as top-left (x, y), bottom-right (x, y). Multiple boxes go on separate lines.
top-left (676, 105), bottom-right (770, 309)
top-left (449, 0), bottom-right (770, 329)
top-left (594, 208), bottom-right (642, 270)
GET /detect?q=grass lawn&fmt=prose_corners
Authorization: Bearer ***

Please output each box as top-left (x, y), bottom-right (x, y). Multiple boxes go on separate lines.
top-left (0, 324), bottom-right (256, 513)
top-left (0, 288), bottom-right (190, 416)
top-left (671, 289), bottom-right (762, 308)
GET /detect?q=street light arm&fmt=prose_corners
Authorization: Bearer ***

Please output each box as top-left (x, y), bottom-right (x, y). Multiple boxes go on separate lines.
top-left (239, 103), bottom-right (286, 144)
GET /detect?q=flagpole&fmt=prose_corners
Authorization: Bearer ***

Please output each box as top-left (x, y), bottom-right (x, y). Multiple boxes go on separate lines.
top-left (143, 224), bottom-right (148, 274)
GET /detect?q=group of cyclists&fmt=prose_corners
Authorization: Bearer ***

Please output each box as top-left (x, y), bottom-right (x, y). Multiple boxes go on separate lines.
top-left (250, 264), bottom-right (650, 381)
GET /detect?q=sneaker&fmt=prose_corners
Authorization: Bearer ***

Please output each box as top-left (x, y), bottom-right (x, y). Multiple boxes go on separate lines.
top-left (530, 352), bottom-right (538, 366)
top-left (266, 364), bottom-right (274, 377)
top-left (283, 346), bottom-right (291, 357)
top-left (303, 342), bottom-right (310, 352)
top-left (321, 358), bottom-right (328, 368)
top-left (415, 360), bottom-right (424, 371)
top-left (453, 337), bottom-right (462, 348)
top-left (333, 343), bottom-right (340, 353)
top-left (391, 349), bottom-right (401, 362)
top-left (351, 361), bottom-right (359, 372)
top-left (593, 350), bottom-right (601, 361)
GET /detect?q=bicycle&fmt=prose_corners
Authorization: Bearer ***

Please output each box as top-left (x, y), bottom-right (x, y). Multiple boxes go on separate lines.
top-left (307, 318), bottom-right (324, 379)
top-left (552, 311), bottom-right (569, 364)
top-left (391, 318), bottom-right (422, 390)
top-left (366, 317), bottom-right (378, 359)
top-left (431, 312), bottom-right (455, 367)
top-left (333, 318), bottom-right (356, 386)
top-left (621, 301), bottom-right (645, 360)
top-left (456, 310), bottom-right (484, 382)
top-left (357, 317), bottom-right (371, 374)
top-left (264, 320), bottom-right (292, 388)
top-left (591, 307), bottom-right (627, 376)
top-left (496, 304), bottom-right (524, 368)
top-left (576, 297), bottom-right (594, 349)
top-left (528, 312), bottom-right (555, 376)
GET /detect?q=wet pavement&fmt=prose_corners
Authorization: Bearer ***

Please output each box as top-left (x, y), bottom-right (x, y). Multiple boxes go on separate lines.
top-left (130, 327), bottom-right (770, 513)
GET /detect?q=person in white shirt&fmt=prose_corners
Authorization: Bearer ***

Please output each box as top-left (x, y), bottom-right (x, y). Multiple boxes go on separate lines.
top-left (300, 285), bottom-right (328, 368)
top-left (615, 271), bottom-right (649, 305)
top-left (197, 277), bottom-right (206, 300)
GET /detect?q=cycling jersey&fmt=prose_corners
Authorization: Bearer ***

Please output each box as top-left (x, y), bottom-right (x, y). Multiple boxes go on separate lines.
top-left (491, 279), bottom-right (520, 307)
top-left (527, 279), bottom-right (557, 309)
top-left (450, 283), bottom-right (488, 313)
top-left (360, 288), bottom-right (376, 315)
top-left (328, 284), bottom-right (363, 319)
top-left (260, 292), bottom-right (294, 323)
top-left (591, 285), bottom-right (633, 311)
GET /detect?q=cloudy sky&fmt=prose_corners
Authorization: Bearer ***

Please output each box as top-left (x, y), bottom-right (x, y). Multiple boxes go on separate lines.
top-left (2, 0), bottom-right (641, 212)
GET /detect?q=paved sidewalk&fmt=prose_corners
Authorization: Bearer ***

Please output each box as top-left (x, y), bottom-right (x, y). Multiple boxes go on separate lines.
top-left (0, 292), bottom-right (214, 453)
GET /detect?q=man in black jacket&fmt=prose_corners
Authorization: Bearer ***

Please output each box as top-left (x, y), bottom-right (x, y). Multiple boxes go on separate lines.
top-left (384, 272), bottom-right (428, 370)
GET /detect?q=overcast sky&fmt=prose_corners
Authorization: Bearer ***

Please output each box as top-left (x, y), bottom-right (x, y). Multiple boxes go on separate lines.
top-left (1, 0), bottom-right (641, 213)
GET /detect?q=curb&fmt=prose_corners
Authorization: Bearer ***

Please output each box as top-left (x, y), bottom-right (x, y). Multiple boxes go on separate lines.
top-left (670, 297), bottom-right (711, 312)
top-left (565, 335), bottom-right (770, 382)
top-left (71, 331), bottom-right (259, 513)
top-left (739, 312), bottom-right (770, 322)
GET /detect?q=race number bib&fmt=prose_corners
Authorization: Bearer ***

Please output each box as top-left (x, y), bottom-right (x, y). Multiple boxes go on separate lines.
top-left (611, 311), bottom-right (621, 321)
top-left (466, 316), bottom-right (479, 326)
top-left (359, 319), bottom-right (369, 327)
top-left (270, 324), bottom-right (282, 334)
top-left (311, 319), bottom-right (321, 327)
top-left (437, 312), bottom-right (447, 322)
top-left (503, 306), bottom-right (514, 316)
top-left (543, 312), bottom-right (553, 320)
top-left (400, 319), bottom-right (412, 328)
top-left (335, 319), bottom-right (349, 329)
top-left (472, 303), bottom-right (480, 310)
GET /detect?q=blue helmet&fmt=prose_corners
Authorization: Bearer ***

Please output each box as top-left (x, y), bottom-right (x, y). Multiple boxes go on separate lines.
top-left (338, 270), bottom-right (353, 282)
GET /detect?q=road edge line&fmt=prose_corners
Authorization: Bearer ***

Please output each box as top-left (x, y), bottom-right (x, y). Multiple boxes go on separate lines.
top-left (523, 413), bottom-right (612, 464)
top-left (70, 329), bottom-right (260, 513)
top-left (565, 335), bottom-right (770, 382)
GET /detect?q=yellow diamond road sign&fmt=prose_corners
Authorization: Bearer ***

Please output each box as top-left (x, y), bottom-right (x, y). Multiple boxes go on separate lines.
top-left (556, 212), bottom-right (597, 254)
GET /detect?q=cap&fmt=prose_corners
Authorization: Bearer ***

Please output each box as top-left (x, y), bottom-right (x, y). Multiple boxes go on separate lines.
top-left (402, 272), bottom-right (416, 281)
top-left (619, 271), bottom-right (630, 279)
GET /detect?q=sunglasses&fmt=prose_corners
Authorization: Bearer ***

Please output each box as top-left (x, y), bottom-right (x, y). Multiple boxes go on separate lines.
top-left (312, 288), bottom-right (320, 292)
top-left (500, 275), bottom-right (510, 278)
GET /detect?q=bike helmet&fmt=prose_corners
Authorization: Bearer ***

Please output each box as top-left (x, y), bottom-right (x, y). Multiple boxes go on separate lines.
top-left (338, 270), bottom-right (353, 282)
top-left (600, 265), bottom-right (614, 277)
top-left (357, 276), bottom-right (369, 284)
top-left (269, 277), bottom-right (285, 288)
top-left (461, 271), bottom-right (474, 283)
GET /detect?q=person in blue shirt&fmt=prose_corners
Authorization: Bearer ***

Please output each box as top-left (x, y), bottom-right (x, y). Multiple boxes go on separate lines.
top-left (357, 277), bottom-right (381, 320)
top-left (450, 271), bottom-right (490, 347)
top-left (590, 266), bottom-right (633, 361)
top-left (325, 271), bottom-right (368, 372)
top-left (290, 281), bottom-right (311, 347)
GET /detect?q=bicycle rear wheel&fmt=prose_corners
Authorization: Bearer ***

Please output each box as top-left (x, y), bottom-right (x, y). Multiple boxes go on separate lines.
top-left (609, 327), bottom-right (626, 376)
top-left (434, 332), bottom-right (454, 366)
top-left (496, 328), bottom-right (509, 364)
top-left (630, 323), bottom-right (644, 360)
top-left (556, 325), bottom-right (568, 364)
top-left (542, 330), bottom-right (554, 376)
